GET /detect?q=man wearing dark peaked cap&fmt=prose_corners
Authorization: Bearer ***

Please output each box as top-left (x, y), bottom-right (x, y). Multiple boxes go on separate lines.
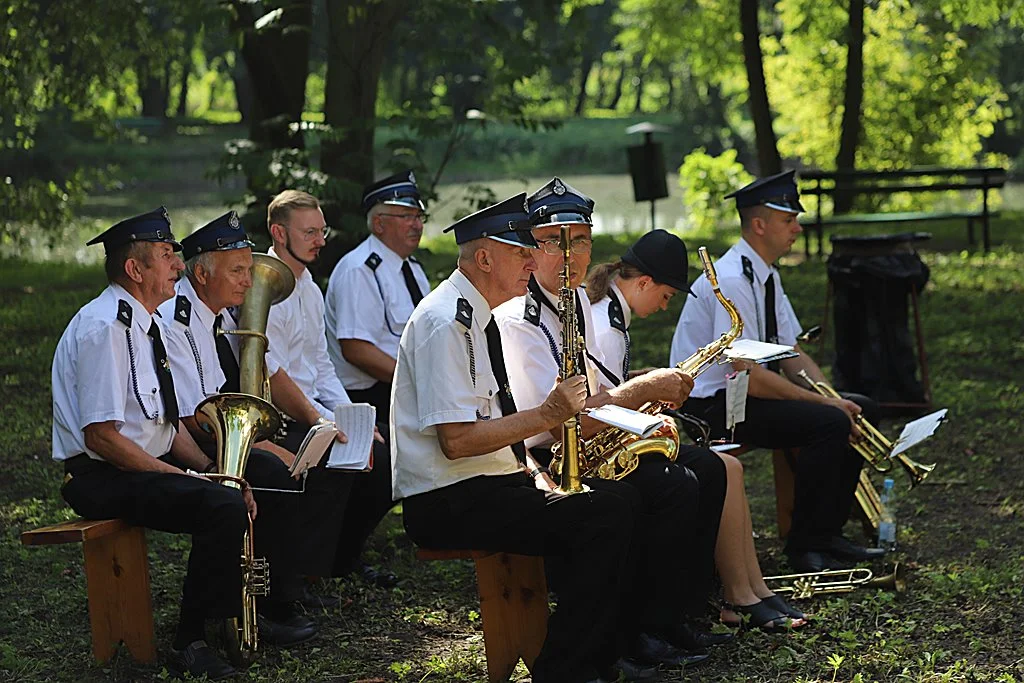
top-left (390, 194), bottom-right (643, 683)
top-left (672, 170), bottom-right (884, 573)
top-left (52, 208), bottom-right (253, 680)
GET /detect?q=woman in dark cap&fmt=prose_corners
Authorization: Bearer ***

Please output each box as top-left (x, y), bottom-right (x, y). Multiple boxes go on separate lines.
top-left (587, 230), bottom-right (808, 631)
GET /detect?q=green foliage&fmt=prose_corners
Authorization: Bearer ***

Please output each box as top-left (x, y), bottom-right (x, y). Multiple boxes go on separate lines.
top-left (678, 148), bottom-right (752, 234)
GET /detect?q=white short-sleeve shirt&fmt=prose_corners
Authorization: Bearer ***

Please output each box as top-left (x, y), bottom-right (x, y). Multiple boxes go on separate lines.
top-left (52, 284), bottom-right (176, 462)
top-left (589, 280), bottom-right (632, 386)
top-left (492, 280), bottom-right (607, 449)
top-left (158, 277), bottom-right (227, 417)
top-left (670, 238), bottom-right (802, 398)
top-left (324, 234), bottom-right (431, 390)
top-left (265, 248), bottom-right (350, 420)
top-left (389, 268), bottom-right (521, 500)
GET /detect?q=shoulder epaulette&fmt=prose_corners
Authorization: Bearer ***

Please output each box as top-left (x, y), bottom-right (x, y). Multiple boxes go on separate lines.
top-left (365, 252), bottom-right (382, 271)
top-left (741, 256), bottom-right (755, 284)
top-left (174, 295), bottom-right (192, 326)
top-left (455, 297), bottom-right (473, 329)
top-left (116, 300), bottom-right (133, 328)
top-left (523, 291), bottom-right (541, 326)
top-left (607, 291), bottom-right (626, 333)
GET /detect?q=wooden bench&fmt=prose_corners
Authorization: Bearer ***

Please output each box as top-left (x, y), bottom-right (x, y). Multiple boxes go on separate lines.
top-left (21, 518), bottom-right (155, 664)
top-left (799, 167), bottom-right (1006, 255)
top-left (416, 549), bottom-right (547, 682)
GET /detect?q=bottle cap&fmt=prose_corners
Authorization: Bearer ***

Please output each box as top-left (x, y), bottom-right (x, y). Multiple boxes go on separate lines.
top-left (883, 477), bottom-right (895, 488)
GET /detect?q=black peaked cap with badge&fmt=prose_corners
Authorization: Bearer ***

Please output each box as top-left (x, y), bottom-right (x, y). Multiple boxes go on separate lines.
top-left (86, 206), bottom-right (181, 254)
top-left (180, 211), bottom-right (255, 261)
top-left (527, 177), bottom-right (595, 227)
top-left (621, 229), bottom-right (693, 295)
top-left (724, 169), bottom-right (806, 214)
top-left (361, 169), bottom-right (425, 214)
top-left (443, 193), bottom-right (538, 248)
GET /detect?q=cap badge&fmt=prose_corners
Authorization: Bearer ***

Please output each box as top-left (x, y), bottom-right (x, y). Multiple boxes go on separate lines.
top-left (408, 170), bottom-right (416, 185)
top-left (228, 212), bottom-right (240, 229)
top-left (160, 207), bottom-right (170, 225)
top-left (553, 179), bottom-right (566, 196)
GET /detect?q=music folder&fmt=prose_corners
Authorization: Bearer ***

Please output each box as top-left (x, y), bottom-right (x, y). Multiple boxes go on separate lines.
top-left (289, 422), bottom-right (336, 478)
top-left (722, 339), bottom-right (800, 365)
top-left (326, 403), bottom-right (377, 471)
top-left (586, 405), bottom-right (665, 438)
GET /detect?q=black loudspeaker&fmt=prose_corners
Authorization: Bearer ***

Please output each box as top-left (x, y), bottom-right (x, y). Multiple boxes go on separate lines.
top-left (627, 142), bottom-right (669, 202)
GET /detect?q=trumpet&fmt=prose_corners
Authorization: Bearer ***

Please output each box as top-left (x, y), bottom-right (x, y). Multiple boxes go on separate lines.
top-left (764, 563), bottom-right (907, 600)
top-left (797, 370), bottom-right (935, 488)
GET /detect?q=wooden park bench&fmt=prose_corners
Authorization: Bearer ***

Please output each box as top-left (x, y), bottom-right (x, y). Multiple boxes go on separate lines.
top-left (799, 167), bottom-right (1006, 255)
top-left (415, 549), bottom-right (548, 682)
top-left (21, 518), bottom-right (155, 664)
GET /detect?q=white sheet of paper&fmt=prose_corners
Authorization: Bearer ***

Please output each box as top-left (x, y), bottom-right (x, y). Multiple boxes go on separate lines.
top-left (723, 339), bottom-right (798, 363)
top-left (725, 369), bottom-right (749, 431)
top-left (891, 408), bottom-right (948, 458)
top-left (711, 443), bottom-right (744, 453)
top-left (586, 405), bottom-right (664, 438)
top-left (327, 403), bottom-right (377, 470)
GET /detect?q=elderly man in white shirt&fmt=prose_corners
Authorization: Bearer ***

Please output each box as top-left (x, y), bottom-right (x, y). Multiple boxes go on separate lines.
top-left (391, 193), bottom-right (645, 683)
top-left (671, 170), bottom-right (884, 574)
top-left (53, 208), bottom-right (255, 680)
top-left (325, 170), bottom-right (431, 425)
top-left (264, 189), bottom-right (396, 588)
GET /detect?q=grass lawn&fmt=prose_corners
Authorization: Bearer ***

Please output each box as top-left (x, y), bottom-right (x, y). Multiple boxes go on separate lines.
top-left (2, 212), bottom-right (1023, 682)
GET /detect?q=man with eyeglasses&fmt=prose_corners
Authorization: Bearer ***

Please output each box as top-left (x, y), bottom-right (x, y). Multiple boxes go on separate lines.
top-left (324, 170), bottom-right (431, 426)
top-left (492, 178), bottom-right (730, 669)
top-left (263, 189), bottom-right (395, 595)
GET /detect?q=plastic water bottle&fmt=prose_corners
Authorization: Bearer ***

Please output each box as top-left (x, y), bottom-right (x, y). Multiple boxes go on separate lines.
top-left (877, 477), bottom-right (898, 551)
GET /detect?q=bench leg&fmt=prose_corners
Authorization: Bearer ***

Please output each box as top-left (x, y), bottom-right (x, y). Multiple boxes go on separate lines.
top-left (81, 526), bottom-right (156, 664)
top-left (473, 553), bottom-right (548, 683)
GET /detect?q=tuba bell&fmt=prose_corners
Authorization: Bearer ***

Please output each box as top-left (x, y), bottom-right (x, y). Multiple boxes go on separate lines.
top-left (194, 253), bottom-right (295, 664)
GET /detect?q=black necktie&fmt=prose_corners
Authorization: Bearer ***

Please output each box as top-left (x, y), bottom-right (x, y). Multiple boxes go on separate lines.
top-left (765, 273), bottom-right (780, 373)
top-left (148, 321), bottom-right (179, 429)
top-left (401, 261), bottom-right (424, 306)
top-left (483, 318), bottom-right (527, 466)
top-left (214, 314), bottom-right (241, 393)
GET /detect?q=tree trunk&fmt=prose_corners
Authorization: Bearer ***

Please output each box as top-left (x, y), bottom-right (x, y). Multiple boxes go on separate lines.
top-left (739, 0), bottom-right (781, 176)
top-left (632, 54), bottom-right (644, 114)
top-left (231, 58), bottom-right (253, 125)
top-left (606, 64), bottom-right (626, 110)
top-left (176, 31), bottom-right (196, 118)
top-left (663, 62), bottom-right (675, 111)
top-left (834, 0), bottom-right (865, 214)
top-left (235, 0), bottom-right (312, 150)
top-left (573, 53), bottom-right (595, 116)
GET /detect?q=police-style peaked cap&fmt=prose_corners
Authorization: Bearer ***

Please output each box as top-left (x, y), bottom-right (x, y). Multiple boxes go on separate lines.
top-left (621, 229), bottom-right (693, 295)
top-left (86, 206), bottom-right (181, 254)
top-left (181, 211), bottom-right (255, 261)
top-left (361, 169), bottom-right (425, 214)
top-left (527, 177), bottom-right (595, 227)
top-left (724, 170), bottom-right (805, 214)
top-left (442, 193), bottom-right (538, 248)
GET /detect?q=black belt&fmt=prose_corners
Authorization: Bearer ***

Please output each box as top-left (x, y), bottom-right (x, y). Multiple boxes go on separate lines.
top-left (63, 453), bottom-right (106, 476)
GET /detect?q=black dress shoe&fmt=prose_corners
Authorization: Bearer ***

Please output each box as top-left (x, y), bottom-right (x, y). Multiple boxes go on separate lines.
top-left (632, 632), bottom-right (710, 667)
top-left (297, 585), bottom-right (340, 610)
top-left (671, 622), bottom-right (736, 650)
top-left (257, 614), bottom-right (318, 647)
top-left (600, 657), bottom-right (661, 681)
top-left (786, 549), bottom-right (851, 573)
top-left (358, 563), bottom-right (399, 588)
top-left (168, 640), bottom-right (236, 680)
top-left (827, 535), bottom-right (887, 561)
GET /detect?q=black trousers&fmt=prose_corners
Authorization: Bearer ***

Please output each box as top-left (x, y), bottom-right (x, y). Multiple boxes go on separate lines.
top-left (403, 473), bottom-right (633, 683)
top-left (684, 390), bottom-right (878, 552)
top-left (674, 445), bottom-right (727, 617)
top-left (346, 381), bottom-right (392, 426)
top-left (61, 454), bottom-right (247, 620)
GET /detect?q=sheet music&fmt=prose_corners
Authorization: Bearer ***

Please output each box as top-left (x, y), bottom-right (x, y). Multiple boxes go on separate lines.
top-left (891, 408), bottom-right (948, 458)
top-left (289, 422), bottom-right (337, 477)
top-left (710, 443), bottom-right (744, 453)
top-left (327, 403), bottom-right (377, 470)
top-left (723, 339), bottom-right (798, 363)
top-left (586, 405), bottom-right (664, 438)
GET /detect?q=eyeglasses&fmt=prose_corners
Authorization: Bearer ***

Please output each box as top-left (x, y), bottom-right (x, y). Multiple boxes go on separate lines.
top-left (536, 237), bottom-right (593, 256)
top-left (379, 212), bottom-right (428, 224)
top-left (289, 225), bottom-right (331, 241)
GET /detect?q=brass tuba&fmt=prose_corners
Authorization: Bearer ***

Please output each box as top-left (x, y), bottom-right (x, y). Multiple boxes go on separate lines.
top-left (194, 253), bottom-right (295, 664)
top-left (552, 246), bottom-right (743, 481)
top-left (764, 562), bottom-right (907, 600)
top-left (796, 370), bottom-right (936, 488)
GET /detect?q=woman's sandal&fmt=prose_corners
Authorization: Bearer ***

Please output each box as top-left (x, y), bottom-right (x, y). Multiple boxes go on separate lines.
top-left (722, 600), bottom-right (802, 631)
top-left (762, 594), bottom-right (808, 621)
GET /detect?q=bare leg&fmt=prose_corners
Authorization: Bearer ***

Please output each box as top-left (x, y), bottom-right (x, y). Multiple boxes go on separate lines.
top-left (714, 454), bottom-right (760, 607)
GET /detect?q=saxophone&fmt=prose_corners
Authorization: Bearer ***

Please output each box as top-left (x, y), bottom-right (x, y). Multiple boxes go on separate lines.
top-left (553, 225), bottom-right (588, 495)
top-left (194, 253), bottom-right (295, 664)
top-left (552, 246), bottom-right (743, 481)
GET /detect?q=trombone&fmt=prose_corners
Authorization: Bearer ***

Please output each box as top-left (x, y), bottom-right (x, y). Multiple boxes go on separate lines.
top-left (796, 370), bottom-right (935, 488)
top-left (765, 563), bottom-right (907, 600)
